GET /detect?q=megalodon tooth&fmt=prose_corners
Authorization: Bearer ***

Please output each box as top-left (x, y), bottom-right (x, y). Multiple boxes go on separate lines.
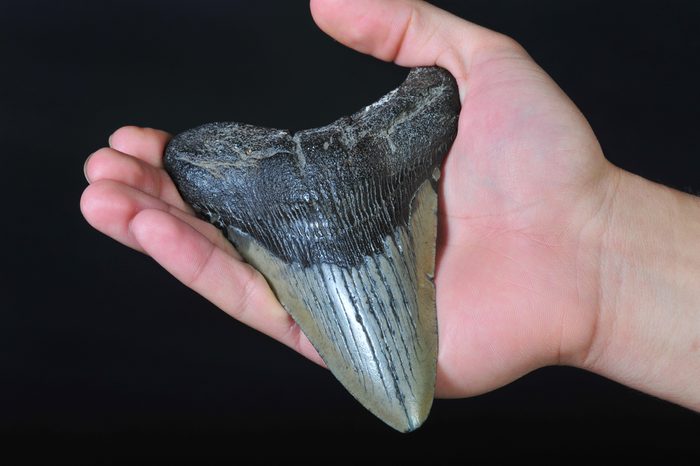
top-left (164, 66), bottom-right (460, 432)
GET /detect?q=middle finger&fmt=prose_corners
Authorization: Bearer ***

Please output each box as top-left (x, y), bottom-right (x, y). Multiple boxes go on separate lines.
top-left (86, 147), bottom-right (193, 213)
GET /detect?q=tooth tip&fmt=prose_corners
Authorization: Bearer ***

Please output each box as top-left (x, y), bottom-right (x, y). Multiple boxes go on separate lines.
top-left (404, 404), bottom-right (432, 433)
top-left (404, 415), bottom-right (426, 433)
top-left (380, 397), bottom-right (432, 433)
top-left (360, 374), bottom-right (435, 432)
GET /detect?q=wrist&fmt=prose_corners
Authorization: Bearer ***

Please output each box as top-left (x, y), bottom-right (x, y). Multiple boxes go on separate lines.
top-left (581, 168), bottom-right (700, 410)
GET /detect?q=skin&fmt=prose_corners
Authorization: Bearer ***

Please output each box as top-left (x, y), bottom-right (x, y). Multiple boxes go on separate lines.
top-left (81, 0), bottom-right (700, 411)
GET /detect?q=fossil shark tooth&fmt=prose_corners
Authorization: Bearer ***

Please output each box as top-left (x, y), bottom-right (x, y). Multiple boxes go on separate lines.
top-left (164, 66), bottom-right (460, 432)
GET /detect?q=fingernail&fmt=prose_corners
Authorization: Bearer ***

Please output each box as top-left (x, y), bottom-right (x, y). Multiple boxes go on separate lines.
top-left (83, 152), bottom-right (95, 183)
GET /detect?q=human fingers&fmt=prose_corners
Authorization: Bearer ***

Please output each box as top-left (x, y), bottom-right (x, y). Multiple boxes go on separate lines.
top-left (80, 179), bottom-right (238, 257)
top-left (310, 0), bottom-right (523, 98)
top-left (130, 208), bottom-right (324, 365)
top-left (108, 125), bottom-right (172, 168)
top-left (85, 147), bottom-right (193, 213)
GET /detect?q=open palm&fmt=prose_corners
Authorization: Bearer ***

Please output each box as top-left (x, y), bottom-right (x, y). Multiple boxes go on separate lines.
top-left (82, 0), bottom-right (616, 398)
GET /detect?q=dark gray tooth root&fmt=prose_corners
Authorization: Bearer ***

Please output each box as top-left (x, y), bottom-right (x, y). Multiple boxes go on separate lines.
top-left (164, 66), bottom-right (461, 432)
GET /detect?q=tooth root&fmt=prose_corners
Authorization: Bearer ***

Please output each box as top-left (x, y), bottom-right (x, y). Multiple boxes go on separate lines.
top-left (228, 180), bottom-right (438, 432)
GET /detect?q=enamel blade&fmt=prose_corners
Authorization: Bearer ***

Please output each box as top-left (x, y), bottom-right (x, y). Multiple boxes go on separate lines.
top-left (164, 67), bottom-right (461, 431)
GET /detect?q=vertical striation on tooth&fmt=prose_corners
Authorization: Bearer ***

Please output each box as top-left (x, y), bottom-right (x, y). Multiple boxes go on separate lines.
top-left (164, 66), bottom-right (461, 432)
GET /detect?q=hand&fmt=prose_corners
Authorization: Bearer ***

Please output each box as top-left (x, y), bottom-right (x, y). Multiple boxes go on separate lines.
top-left (310, 0), bottom-right (617, 396)
top-left (81, 0), bottom-right (700, 409)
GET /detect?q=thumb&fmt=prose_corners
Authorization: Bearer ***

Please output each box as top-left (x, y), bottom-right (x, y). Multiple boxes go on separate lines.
top-left (310, 0), bottom-right (515, 94)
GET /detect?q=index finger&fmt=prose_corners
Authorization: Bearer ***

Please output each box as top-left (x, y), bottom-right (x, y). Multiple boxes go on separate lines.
top-left (109, 126), bottom-right (172, 167)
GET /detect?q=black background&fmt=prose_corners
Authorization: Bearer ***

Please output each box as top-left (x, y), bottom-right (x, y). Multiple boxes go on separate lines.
top-left (2, 0), bottom-right (699, 463)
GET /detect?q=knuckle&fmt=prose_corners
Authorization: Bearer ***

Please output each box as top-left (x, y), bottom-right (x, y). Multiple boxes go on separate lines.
top-left (232, 265), bottom-right (261, 317)
top-left (131, 157), bottom-right (154, 190)
top-left (481, 32), bottom-right (527, 56)
top-left (186, 242), bottom-right (215, 289)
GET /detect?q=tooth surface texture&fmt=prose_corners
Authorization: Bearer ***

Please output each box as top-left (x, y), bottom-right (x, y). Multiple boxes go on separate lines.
top-left (164, 67), bottom-right (460, 431)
